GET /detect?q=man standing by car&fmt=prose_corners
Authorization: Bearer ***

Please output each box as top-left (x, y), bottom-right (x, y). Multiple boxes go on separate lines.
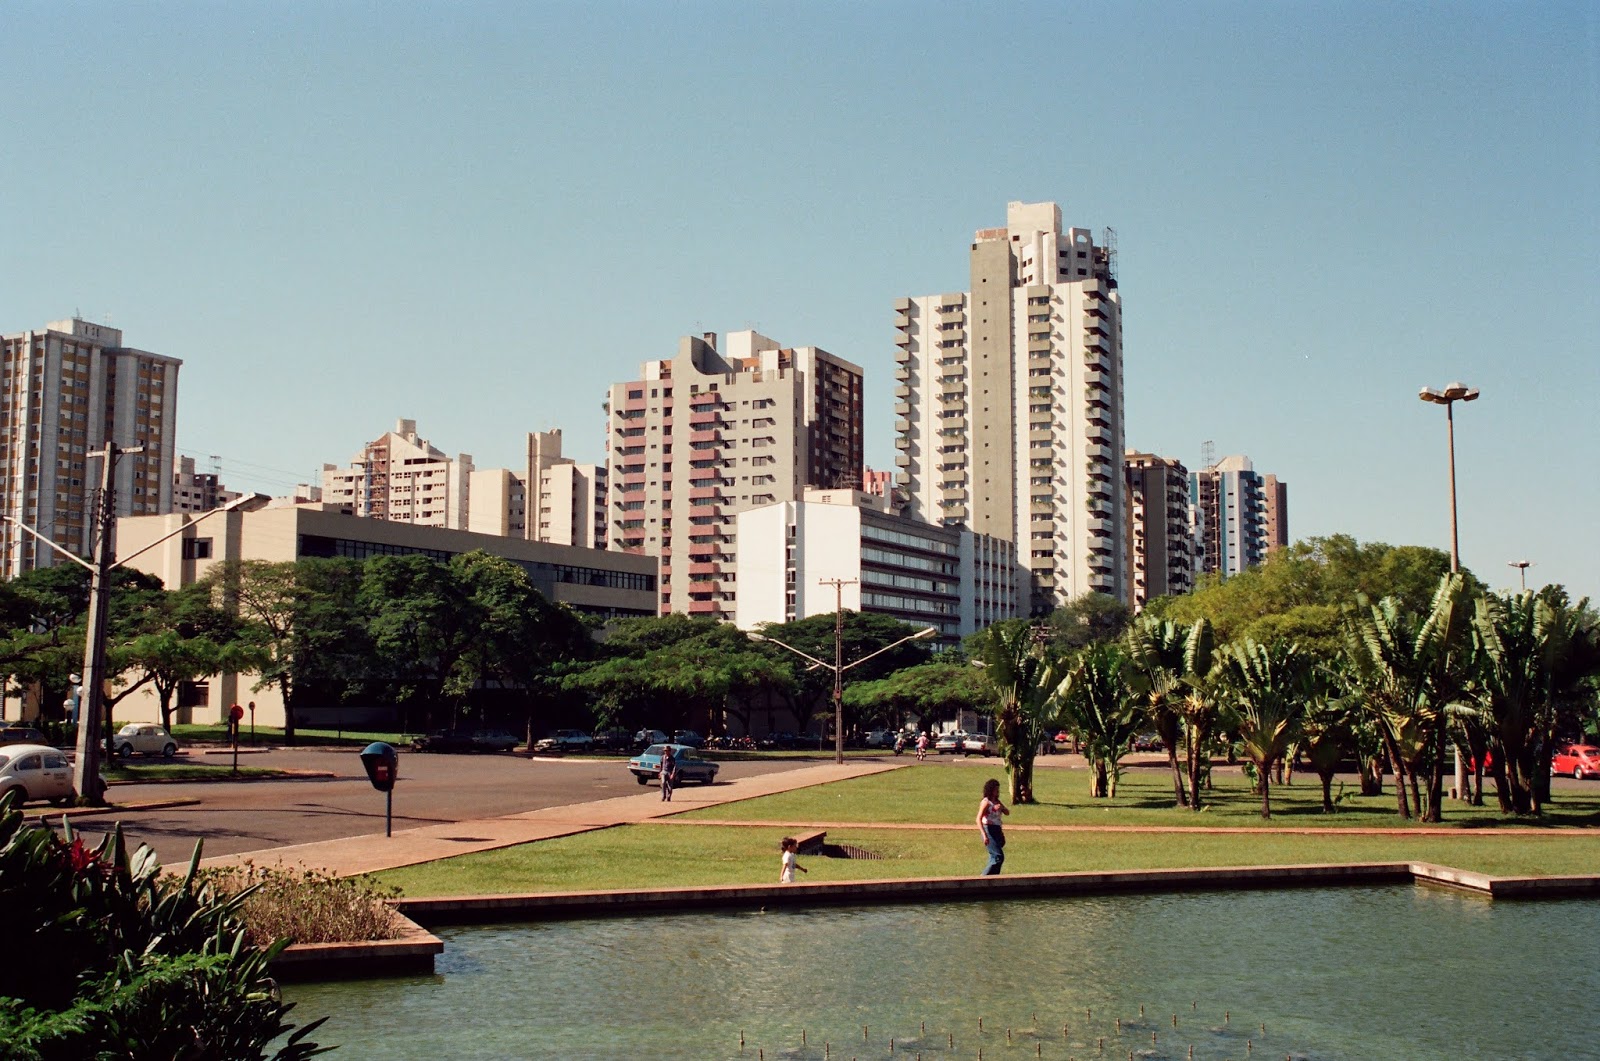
top-left (659, 746), bottom-right (677, 802)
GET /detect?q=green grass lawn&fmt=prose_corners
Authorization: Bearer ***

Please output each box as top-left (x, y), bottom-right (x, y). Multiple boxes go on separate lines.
top-left (103, 763), bottom-right (292, 782)
top-left (375, 763), bottom-right (1600, 897)
top-left (681, 761), bottom-right (1600, 830)
top-left (172, 724), bottom-right (417, 748)
top-left (378, 823), bottom-right (1600, 897)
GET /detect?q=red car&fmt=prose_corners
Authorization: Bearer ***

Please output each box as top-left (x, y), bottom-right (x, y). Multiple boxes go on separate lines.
top-left (1552, 744), bottom-right (1600, 780)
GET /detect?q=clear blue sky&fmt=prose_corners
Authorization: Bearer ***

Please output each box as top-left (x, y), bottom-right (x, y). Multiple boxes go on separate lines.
top-left (4, 1), bottom-right (1596, 599)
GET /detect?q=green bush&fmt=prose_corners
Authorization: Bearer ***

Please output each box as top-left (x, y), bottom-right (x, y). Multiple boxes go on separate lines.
top-left (0, 792), bottom-right (327, 1060)
top-left (200, 861), bottom-right (401, 945)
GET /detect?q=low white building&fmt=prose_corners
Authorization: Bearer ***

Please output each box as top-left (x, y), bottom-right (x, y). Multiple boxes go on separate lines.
top-left (735, 488), bottom-right (1017, 640)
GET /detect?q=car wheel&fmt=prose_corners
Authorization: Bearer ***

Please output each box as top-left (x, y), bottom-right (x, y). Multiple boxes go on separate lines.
top-left (1576, 767), bottom-right (1587, 781)
top-left (635, 774), bottom-right (649, 785)
top-left (116, 743), bottom-right (133, 758)
top-left (162, 743), bottom-right (176, 758)
top-left (0, 785), bottom-right (28, 804)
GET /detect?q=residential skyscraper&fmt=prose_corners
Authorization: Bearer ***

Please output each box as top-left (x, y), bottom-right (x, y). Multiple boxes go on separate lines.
top-left (1190, 454), bottom-right (1270, 578)
top-left (0, 318), bottom-right (180, 576)
top-left (1124, 451), bottom-right (1195, 609)
top-left (894, 201), bottom-right (1125, 613)
top-left (1263, 473), bottom-right (1289, 553)
top-left (173, 455), bottom-right (241, 514)
top-left (322, 419), bottom-right (473, 529)
top-left (606, 330), bottom-right (863, 617)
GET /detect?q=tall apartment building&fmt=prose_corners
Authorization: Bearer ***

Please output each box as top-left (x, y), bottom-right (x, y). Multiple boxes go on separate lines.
top-left (173, 455), bottom-right (241, 513)
top-left (0, 318), bottom-right (180, 576)
top-left (606, 329), bottom-right (863, 617)
top-left (322, 419), bottom-right (473, 529)
top-left (1124, 452), bottom-right (1195, 610)
top-left (465, 429), bottom-right (605, 548)
top-left (1190, 454), bottom-right (1271, 578)
top-left (894, 201), bottom-right (1126, 614)
top-left (1263, 474), bottom-right (1289, 553)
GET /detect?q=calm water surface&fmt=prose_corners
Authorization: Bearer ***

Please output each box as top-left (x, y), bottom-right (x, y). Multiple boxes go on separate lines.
top-left (286, 886), bottom-right (1600, 1060)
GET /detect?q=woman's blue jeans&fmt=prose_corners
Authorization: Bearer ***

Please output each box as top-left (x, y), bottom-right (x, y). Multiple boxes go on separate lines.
top-left (983, 829), bottom-right (1005, 875)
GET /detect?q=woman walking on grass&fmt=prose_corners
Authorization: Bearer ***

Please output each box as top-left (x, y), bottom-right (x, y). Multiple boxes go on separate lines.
top-left (977, 777), bottom-right (1009, 875)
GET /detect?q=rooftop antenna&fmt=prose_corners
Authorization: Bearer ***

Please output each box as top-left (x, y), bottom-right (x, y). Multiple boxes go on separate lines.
top-left (1201, 439), bottom-right (1216, 470)
top-left (1102, 226), bottom-right (1118, 281)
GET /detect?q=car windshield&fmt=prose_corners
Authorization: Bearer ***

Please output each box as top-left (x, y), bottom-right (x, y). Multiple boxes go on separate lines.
top-left (644, 744), bottom-right (668, 756)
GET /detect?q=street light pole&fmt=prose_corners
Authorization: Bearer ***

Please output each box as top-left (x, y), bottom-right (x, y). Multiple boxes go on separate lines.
top-left (2, 483), bottom-right (267, 805)
top-left (1419, 381), bottom-right (1478, 808)
top-left (749, 620), bottom-right (938, 765)
top-left (1508, 560), bottom-right (1532, 591)
top-left (819, 578), bottom-right (858, 764)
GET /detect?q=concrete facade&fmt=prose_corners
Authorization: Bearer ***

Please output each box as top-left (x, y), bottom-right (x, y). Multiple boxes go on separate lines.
top-left (733, 487), bottom-right (1016, 639)
top-left (173, 455), bottom-right (241, 514)
top-left (1263, 473), bottom-right (1289, 553)
top-left (1124, 451), bottom-right (1195, 610)
top-left (322, 419), bottom-right (473, 530)
top-left (1190, 454), bottom-right (1272, 578)
top-left (607, 330), bottom-right (864, 618)
top-left (0, 319), bottom-right (180, 577)
top-left (894, 202), bottom-right (1126, 615)
top-left (114, 506), bottom-right (658, 727)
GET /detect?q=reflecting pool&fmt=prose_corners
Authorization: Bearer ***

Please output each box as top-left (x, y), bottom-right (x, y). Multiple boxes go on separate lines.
top-left (286, 886), bottom-right (1600, 1060)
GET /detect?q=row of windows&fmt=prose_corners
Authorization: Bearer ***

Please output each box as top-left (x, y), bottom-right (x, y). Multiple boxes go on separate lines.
top-left (297, 534), bottom-right (656, 593)
top-left (861, 521), bottom-right (958, 556)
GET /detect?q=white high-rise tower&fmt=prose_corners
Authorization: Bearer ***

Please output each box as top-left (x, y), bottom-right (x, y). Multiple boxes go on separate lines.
top-left (893, 202), bottom-right (1125, 614)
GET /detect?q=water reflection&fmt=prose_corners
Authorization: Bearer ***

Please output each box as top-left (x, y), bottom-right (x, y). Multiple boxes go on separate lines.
top-left (286, 886), bottom-right (1600, 1060)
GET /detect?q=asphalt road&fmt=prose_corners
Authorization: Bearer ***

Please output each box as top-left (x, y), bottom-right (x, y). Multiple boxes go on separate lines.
top-left (46, 747), bottom-right (828, 867)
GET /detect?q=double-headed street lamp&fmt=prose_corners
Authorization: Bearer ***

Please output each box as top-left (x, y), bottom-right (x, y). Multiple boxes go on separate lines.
top-left (2, 451), bottom-right (266, 805)
top-left (749, 623), bottom-right (938, 764)
top-left (1417, 381), bottom-right (1479, 573)
top-left (1508, 560), bottom-right (1533, 591)
top-left (1418, 381), bottom-right (1477, 806)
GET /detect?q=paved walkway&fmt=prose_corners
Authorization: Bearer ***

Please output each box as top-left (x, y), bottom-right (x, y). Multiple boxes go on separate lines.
top-left (198, 760), bottom-right (902, 877)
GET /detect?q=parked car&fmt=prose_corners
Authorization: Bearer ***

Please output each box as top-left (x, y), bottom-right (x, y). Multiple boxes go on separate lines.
top-left (534, 729), bottom-right (593, 753)
top-left (633, 728), bottom-right (670, 751)
top-left (1132, 733), bottom-right (1164, 752)
top-left (591, 728), bottom-right (632, 751)
top-left (1553, 744), bottom-right (1600, 780)
top-left (758, 731), bottom-right (803, 750)
top-left (113, 723), bottom-right (177, 759)
top-left (864, 729), bottom-right (896, 749)
top-left (670, 729), bottom-right (704, 749)
top-left (472, 730), bottom-right (521, 753)
top-left (0, 725), bottom-right (48, 748)
top-left (935, 731), bottom-right (967, 755)
top-left (0, 744), bottom-right (75, 805)
top-left (627, 743), bottom-right (720, 786)
top-left (962, 732), bottom-right (996, 756)
top-left (411, 730), bottom-right (480, 754)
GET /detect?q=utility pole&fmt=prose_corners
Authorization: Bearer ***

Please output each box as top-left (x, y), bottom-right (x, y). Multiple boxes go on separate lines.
top-left (819, 578), bottom-right (859, 764)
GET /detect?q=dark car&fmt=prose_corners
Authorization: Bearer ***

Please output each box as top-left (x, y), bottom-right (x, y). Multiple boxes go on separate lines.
top-left (0, 725), bottom-right (48, 748)
top-left (591, 728), bottom-right (632, 751)
top-left (758, 731), bottom-right (803, 751)
top-left (627, 743), bottom-right (720, 786)
top-left (411, 730), bottom-right (479, 754)
top-left (472, 730), bottom-right (521, 753)
top-left (670, 729), bottom-right (704, 749)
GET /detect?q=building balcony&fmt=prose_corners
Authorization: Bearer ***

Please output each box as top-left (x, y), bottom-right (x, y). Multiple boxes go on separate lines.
top-left (689, 505), bottom-right (721, 520)
top-left (689, 486), bottom-right (726, 501)
top-left (893, 364), bottom-right (911, 382)
top-left (688, 562), bottom-right (721, 576)
top-left (893, 435), bottom-right (911, 450)
top-left (686, 599), bottom-right (722, 615)
top-left (1085, 443), bottom-right (1113, 463)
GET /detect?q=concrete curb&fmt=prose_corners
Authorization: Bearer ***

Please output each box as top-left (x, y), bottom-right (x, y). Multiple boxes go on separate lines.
top-left (269, 910), bottom-right (444, 981)
top-left (27, 797), bottom-right (203, 822)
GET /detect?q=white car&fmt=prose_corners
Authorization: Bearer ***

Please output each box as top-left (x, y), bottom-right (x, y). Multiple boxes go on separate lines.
top-left (0, 744), bottom-right (75, 805)
top-left (114, 723), bottom-right (178, 758)
top-left (962, 732), bottom-right (996, 756)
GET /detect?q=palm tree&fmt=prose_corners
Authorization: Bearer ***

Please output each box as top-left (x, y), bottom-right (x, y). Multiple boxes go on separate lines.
top-left (1343, 574), bottom-right (1469, 822)
top-left (1055, 641), bottom-right (1142, 798)
top-left (1218, 638), bottom-right (1317, 819)
top-left (974, 622), bottom-right (1065, 804)
top-left (1125, 617), bottom-right (1213, 807)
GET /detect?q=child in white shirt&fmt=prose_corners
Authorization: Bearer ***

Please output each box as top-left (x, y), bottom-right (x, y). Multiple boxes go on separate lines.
top-left (779, 836), bottom-right (808, 883)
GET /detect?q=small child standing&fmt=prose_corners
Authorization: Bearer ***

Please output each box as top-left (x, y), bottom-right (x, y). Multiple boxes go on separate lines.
top-left (778, 837), bottom-right (808, 883)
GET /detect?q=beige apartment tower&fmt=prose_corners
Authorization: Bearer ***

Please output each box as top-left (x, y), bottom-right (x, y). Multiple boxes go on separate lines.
top-left (0, 319), bottom-right (180, 577)
top-left (606, 330), bottom-right (863, 617)
top-left (322, 419), bottom-right (473, 529)
top-left (894, 202), bottom-right (1126, 614)
top-left (1124, 452), bottom-right (1195, 610)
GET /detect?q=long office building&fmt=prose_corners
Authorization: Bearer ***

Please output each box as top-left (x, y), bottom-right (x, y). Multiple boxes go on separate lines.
top-left (893, 201), bottom-right (1126, 614)
top-left (1124, 451), bottom-right (1195, 609)
top-left (606, 330), bottom-right (863, 618)
top-left (734, 487), bottom-right (1017, 639)
top-left (0, 318), bottom-right (180, 577)
top-left (115, 505), bottom-right (658, 728)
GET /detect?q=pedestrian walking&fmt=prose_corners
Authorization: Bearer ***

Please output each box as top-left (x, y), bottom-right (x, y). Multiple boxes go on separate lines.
top-left (778, 836), bottom-right (808, 883)
top-left (659, 745), bottom-right (677, 802)
top-left (977, 777), bottom-right (1009, 875)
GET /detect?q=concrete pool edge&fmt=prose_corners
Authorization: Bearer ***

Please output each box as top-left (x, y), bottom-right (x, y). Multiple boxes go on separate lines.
top-left (391, 860), bottom-right (1600, 927)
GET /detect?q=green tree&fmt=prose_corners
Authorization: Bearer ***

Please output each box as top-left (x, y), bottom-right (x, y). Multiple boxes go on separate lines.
top-left (1054, 640), bottom-right (1142, 798)
top-left (842, 658), bottom-right (990, 732)
top-left (1218, 639), bottom-right (1319, 819)
top-left (115, 583), bottom-right (266, 732)
top-left (757, 612), bottom-right (931, 738)
top-left (973, 621), bottom-right (1066, 804)
top-left (1125, 616), bottom-right (1214, 807)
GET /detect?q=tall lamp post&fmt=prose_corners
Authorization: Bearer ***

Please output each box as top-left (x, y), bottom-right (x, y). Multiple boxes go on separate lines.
top-left (1418, 381), bottom-right (1478, 806)
top-left (749, 623), bottom-right (938, 764)
top-left (1508, 560), bottom-right (1532, 591)
top-left (2, 471), bottom-right (267, 805)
